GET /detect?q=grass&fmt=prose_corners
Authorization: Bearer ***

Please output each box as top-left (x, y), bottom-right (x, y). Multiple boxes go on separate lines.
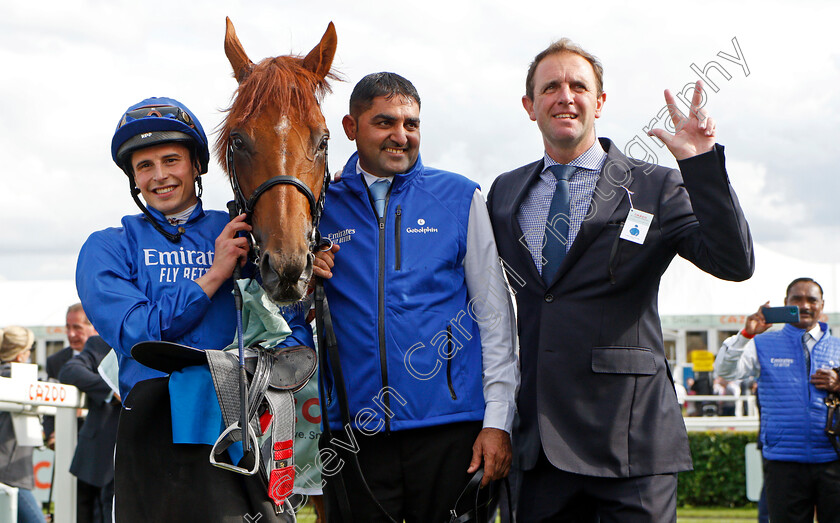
top-left (295, 503), bottom-right (318, 523)
top-left (292, 501), bottom-right (759, 522)
top-left (677, 506), bottom-right (758, 522)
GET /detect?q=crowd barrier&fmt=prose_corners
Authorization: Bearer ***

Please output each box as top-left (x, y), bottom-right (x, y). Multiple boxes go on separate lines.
top-left (682, 394), bottom-right (759, 431)
top-left (0, 362), bottom-right (83, 523)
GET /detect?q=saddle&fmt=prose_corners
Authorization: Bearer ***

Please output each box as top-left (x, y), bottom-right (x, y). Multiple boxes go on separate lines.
top-left (132, 340), bottom-right (316, 510)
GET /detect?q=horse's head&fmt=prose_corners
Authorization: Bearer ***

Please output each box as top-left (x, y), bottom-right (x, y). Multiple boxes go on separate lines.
top-left (217, 18), bottom-right (336, 304)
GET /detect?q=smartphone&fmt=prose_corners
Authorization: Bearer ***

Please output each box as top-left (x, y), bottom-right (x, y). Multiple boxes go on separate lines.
top-left (761, 306), bottom-right (800, 323)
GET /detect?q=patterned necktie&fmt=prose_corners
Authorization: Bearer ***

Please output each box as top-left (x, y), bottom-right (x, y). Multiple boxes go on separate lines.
top-left (542, 164), bottom-right (576, 283)
top-left (369, 179), bottom-right (391, 218)
top-left (802, 332), bottom-right (811, 372)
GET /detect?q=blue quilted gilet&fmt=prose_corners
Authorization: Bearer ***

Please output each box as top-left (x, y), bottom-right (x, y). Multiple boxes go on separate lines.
top-left (756, 323), bottom-right (840, 463)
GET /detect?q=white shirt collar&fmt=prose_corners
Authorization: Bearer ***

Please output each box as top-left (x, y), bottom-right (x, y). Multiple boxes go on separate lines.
top-left (165, 202), bottom-right (198, 226)
top-left (542, 139), bottom-right (607, 173)
top-left (807, 323), bottom-right (824, 342)
top-left (356, 159), bottom-right (394, 188)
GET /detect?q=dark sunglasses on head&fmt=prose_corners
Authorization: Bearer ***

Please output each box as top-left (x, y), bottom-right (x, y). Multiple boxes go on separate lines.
top-left (119, 105), bottom-right (194, 129)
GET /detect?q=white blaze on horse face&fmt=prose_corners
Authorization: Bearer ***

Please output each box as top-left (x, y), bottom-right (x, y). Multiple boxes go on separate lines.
top-left (275, 115), bottom-right (291, 173)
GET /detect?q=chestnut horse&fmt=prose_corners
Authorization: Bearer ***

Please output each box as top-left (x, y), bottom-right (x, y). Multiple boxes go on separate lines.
top-left (217, 17), bottom-right (337, 304)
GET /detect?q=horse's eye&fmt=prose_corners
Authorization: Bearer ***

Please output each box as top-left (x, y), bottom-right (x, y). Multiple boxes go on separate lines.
top-left (232, 135), bottom-right (245, 150)
top-left (318, 135), bottom-right (329, 151)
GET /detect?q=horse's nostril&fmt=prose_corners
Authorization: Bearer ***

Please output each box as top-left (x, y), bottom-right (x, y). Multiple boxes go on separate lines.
top-left (259, 250), bottom-right (311, 290)
top-left (298, 253), bottom-right (314, 282)
top-left (259, 251), bottom-right (274, 274)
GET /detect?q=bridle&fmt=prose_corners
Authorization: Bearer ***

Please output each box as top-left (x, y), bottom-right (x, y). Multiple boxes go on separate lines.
top-left (221, 135), bottom-right (330, 496)
top-left (226, 139), bottom-right (331, 262)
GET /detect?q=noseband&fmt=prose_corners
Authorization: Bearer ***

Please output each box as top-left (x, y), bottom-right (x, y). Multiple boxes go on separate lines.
top-left (226, 139), bottom-right (331, 260)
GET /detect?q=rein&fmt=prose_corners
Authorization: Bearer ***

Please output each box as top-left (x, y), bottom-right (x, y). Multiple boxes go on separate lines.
top-left (226, 140), bottom-right (331, 258)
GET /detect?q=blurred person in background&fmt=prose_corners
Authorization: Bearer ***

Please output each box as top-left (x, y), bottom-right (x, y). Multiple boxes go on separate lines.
top-left (716, 278), bottom-right (840, 522)
top-left (59, 336), bottom-right (119, 523)
top-left (44, 304), bottom-right (98, 520)
top-left (0, 326), bottom-right (46, 523)
top-left (43, 303), bottom-right (97, 445)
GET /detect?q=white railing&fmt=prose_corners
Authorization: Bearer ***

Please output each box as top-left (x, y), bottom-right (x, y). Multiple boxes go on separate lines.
top-left (0, 362), bottom-right (83, 523)
top-left (682, 394), bottom-right (759, 432)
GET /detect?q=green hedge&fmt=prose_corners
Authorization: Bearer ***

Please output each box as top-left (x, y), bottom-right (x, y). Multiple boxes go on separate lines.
top-left (677, 431), bottom-right (758, 508)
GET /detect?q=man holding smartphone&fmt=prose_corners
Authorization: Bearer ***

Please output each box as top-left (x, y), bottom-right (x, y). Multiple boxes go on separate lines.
top-left (715, 277), bottom-right (840, 523)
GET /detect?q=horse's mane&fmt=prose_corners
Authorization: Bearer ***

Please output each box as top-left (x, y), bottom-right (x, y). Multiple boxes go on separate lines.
top-left (215, 55), bottom-right (336, 175)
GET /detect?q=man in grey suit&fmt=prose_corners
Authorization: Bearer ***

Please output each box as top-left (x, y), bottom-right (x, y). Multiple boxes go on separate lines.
top-left (486, 39), bottom-right (754, 521)
top-left (46, 304), bottom-right (98, 383)
top-left (44, 303), bottom-right (98, 442)
top-left (59, 336), bottom-right (119, 523)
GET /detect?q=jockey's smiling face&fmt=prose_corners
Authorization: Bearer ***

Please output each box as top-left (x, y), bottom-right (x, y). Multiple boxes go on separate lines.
top-left (131, 143), bottom-right (199, 215)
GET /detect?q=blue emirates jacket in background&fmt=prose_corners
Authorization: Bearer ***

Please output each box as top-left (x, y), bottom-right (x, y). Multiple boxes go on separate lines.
top-left (756, 323), bottom-right (840, 463)
top-left (319, 153), bottom-right (485, 433)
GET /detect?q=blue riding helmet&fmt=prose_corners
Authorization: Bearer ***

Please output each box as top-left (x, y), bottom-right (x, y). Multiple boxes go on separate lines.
top-left (111, 96), bottom-right (210, 175)
top-left (111, 97), bottom-right (211, 243)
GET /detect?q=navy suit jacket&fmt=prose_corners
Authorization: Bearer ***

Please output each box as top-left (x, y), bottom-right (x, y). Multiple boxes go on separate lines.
top-left (46, 346), bottom-right (74, 381)
top-left (59, 336), bottom-right (119, 487)
top-left (487, 138), bottom-right (754, 477)
top-left (44, 346), bottom-right (77, 439)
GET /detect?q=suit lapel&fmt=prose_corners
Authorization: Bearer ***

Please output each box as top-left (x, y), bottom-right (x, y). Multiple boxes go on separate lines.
top-left (547, 139), bottom-right (634, 287)
top-left (504, 161), bottom-right (545, 285)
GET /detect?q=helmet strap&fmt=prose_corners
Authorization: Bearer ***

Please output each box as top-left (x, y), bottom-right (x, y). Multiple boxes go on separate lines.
top-left (125, 171), bottom-right (184, 243)
top-left (196, 174), bottom-right (203, 198)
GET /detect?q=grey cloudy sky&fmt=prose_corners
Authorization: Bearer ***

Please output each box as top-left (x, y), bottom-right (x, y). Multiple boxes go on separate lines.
top-left (1, 0), bottom-right (838, 283)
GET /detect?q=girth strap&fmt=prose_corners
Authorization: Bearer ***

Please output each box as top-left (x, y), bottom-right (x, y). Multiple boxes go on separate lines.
top-left (263, 388), bottom-right (297, 507)
top-left (206, 349), bottom-right (297, 508)
top-left (206, 350), bottom-right (243, 438)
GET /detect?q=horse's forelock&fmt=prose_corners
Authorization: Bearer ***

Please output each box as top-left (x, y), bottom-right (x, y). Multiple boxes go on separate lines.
top-left (215, 55), bottom-right (335, 176)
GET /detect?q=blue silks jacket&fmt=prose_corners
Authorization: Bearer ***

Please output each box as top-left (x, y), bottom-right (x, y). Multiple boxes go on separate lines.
top-left (76, 200), bottom-right (311, 400)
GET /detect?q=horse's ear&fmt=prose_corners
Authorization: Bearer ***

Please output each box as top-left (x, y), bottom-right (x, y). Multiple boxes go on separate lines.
top-left (224, 17), bottom-right (254, 84)
top-left (301, 22), bottom-right (337, 81)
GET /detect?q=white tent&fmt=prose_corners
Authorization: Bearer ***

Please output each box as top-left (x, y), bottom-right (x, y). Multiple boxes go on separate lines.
top-left (660, 243), bottom-right (839, 316)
